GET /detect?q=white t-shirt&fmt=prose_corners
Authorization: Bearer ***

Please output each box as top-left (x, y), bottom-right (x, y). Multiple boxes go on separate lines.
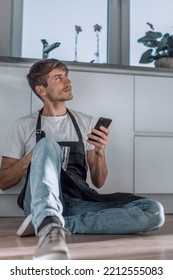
top-left (2, 109), bottom-right (97, 160)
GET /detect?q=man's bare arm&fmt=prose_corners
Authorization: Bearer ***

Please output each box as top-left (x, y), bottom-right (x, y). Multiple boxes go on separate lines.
top-left (0, 152), bottom-right (32, 191)
top-left (87, 126), bottom-right (109, 188)
top-left (87, 148), bottom-right (108, 188)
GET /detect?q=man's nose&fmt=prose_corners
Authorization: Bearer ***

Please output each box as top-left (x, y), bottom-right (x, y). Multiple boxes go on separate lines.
top-left (64, 76), bottom-right (71, 84)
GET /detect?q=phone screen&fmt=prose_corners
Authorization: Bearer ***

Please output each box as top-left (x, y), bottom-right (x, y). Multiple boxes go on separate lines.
top-left (88, 117), bottom-right (112, 141)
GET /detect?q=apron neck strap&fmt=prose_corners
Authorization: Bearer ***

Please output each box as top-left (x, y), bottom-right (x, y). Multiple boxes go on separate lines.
top-left (36, 108), bottom-right (45, 143)
top-left (67, 109), bottom-right (83, 142)
top-left (36, 108), bottom-right (83, 142)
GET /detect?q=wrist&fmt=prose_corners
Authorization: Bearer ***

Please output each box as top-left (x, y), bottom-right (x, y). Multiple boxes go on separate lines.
top-left (94, 147), bottom-right (104, 157)
top-left (20, 154), bottom-right (32, 170)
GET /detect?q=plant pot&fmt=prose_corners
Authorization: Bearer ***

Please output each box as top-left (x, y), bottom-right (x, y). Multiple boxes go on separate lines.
top-left (154, 57), bottom-right (173, 68)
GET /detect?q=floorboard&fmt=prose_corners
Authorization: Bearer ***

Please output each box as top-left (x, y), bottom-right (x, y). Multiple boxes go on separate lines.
top-left (0, 215), bottom-right (173, 260)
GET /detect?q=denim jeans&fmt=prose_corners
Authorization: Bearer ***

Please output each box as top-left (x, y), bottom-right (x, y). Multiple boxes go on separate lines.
top-left (23, 138), bottom-right (165, 235)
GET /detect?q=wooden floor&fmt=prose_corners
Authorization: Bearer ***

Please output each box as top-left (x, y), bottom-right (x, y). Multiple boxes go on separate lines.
top-left (0, 215), bottom-right (173, 260)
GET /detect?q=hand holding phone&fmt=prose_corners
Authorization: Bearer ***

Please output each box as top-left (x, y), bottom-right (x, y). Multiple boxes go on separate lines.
top-left (88, 117), bottom-right (112, 142)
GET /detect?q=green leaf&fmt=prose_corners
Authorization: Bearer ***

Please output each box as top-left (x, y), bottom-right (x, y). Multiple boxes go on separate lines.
top-left (155, 34), bottom-right (170, 54)
top-left (138, 32), bottom-right (162, 49)
top-left (138, 31), bottom-right (162, 43)
top-left (138, 30), bottom-right (173, 63)
top-left (147, 31), bottom-right (162, 40)
top-left (167, 35), bottom-right (173, 48)
top-left (139, 49), bottom-right (154, 64)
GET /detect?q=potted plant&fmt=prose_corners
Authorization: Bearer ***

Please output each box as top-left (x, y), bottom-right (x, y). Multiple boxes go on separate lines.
top-left (137, 23), bottom-right (173, 68)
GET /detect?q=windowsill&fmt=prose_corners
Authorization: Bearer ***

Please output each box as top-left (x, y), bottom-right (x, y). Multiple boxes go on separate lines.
top-left (1, 56), bottom-right (173, 77)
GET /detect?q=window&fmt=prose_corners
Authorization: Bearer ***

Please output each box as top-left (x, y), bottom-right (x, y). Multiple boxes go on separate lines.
top-left (130, 0), bottom-right (173, 67)
top-left (22, 0), bottom-right (107, 63)
top-left (6, 0), bottom-right (172, 68)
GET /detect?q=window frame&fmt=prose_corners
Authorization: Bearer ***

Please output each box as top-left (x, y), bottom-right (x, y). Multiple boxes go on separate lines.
top-left (10, 0), bottom-right (130, 64)
top-left (107, 0), bottom-right (130, 65)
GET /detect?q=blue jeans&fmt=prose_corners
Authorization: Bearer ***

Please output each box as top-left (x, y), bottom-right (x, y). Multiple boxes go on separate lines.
top-left (23, 138), bottom-right (165, 235)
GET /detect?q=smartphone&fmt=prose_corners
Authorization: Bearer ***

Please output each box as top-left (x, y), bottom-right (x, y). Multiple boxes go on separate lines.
top-left (88, 117), bottom-right (112, 141)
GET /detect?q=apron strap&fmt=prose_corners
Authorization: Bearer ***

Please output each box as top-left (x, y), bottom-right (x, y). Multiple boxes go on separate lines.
top-left (36, 108), bottom-right (83, 142)
top-left (67, 109), bottom-right (83, 142)
top-left (36, 108), bottom-right (45, 143)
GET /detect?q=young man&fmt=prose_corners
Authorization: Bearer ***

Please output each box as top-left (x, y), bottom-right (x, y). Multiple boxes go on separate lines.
top-left (0, 59), bottom-right (164, 260)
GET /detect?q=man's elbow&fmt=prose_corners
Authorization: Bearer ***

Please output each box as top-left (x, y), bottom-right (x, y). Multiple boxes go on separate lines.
top-left (92, 178), bottom-right (107, 189)
top-left (0, 183), bottom-right (7, 191)
top-left (0, 177), bottom-right (15, 191)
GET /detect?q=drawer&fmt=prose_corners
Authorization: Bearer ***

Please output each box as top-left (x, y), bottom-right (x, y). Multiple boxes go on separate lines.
top-left (134, 136), bottom-right (173, 193)
top-left (135, 76), bottom-right (173, 133)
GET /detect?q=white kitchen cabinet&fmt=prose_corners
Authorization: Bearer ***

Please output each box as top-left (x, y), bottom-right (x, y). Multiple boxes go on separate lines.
top-left (135, 76), bottom-right (173, 133)
top-left (135, 136), bottom-right (173, 193)
top-left (70, 71), bottom-right (134, 194)
top-left (134, 75), bottom-right (173, 205)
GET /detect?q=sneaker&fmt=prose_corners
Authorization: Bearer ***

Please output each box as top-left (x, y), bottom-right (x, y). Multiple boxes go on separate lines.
top-left (16, 214), bottom-right (35, 237)
top-left (33, 223), bottom-right (70, 260)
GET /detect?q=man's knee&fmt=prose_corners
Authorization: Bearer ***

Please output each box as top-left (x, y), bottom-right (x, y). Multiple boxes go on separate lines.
top-left (34, 137), bottom-right (61, 155)
top-left (150, 199), bottom-right (165, 228)
top-left (141, 199), bottom-right (165, 231)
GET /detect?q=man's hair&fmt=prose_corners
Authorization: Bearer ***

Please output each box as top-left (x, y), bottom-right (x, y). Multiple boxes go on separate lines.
top-left (27, 58), bottom-right (68, 96)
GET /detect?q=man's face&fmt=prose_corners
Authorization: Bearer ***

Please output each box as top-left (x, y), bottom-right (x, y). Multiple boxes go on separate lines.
top-left (44, 67), bottom-right (73, 102)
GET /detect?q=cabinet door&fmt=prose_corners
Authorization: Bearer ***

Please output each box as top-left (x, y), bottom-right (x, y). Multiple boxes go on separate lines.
top-left (135, 136), bottom-right (173, 193)
top-left (0, 65), bottom-right (31, 195)
top-left (135, 76), bottom-right (173, 133)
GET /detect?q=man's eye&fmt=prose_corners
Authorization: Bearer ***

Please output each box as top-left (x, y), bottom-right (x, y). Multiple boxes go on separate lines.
top-left (55, 76), bottom-right (61, 80)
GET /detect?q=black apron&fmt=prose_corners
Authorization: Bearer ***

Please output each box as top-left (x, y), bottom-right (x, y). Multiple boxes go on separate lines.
top-left (17, 109), bottom-right (143, 209)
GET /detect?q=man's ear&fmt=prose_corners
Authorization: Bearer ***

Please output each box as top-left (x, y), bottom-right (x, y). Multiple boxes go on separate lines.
top-left (35, 85), bottom-right (46, 98)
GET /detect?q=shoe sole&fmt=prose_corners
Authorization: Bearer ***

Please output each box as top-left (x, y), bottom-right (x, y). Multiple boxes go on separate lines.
top-left (16, 214), bottom-right (35, 237)
top-left (33, 252), bottom-right (69, 260)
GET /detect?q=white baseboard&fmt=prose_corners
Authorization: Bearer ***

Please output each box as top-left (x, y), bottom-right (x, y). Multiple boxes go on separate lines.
top-left (0, 195), bottom-right (24, 217)
top-left (0, 194), bottom-right (172, 217)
